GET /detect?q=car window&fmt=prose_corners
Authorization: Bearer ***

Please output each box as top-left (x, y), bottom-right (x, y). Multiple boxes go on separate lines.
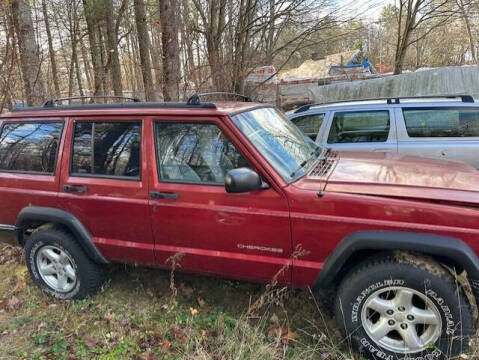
top-left (327, 111), bottom-right (390, 143)
top-left (71, 121), bottom-right (141, 178)
top-left (155, 123), bottom-right (250, 184)
top-left (0, 121), bottom-right (63, 174)
top-left (403, 108), bottom-right (479, 137)
top-left (291, 113), bottom-right (325, 141)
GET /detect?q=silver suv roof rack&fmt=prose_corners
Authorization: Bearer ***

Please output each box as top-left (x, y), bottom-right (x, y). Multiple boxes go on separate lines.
top-left (294, 94), bottom-right (475, 113)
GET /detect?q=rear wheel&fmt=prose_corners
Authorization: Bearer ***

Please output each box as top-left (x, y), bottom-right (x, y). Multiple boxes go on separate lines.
top-left (335, 255), bottom-right (474, 359)
top-left (25, 228), bottom-right (107, 300)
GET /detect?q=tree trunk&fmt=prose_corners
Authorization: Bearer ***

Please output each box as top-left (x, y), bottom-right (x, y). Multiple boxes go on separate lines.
top-left (41, 0), bottom-right (60, 98)
top-left (457, 0), bottom-right (476, 64)
top-left (82, 0), bottom-right (104, 95)
top-left (134, 0), bottom-right (156, 101)
top-left (10, 0), bottom-right (46, 105)
top-left (97, 24), bottom-right (109, 94)
top-left (80, 38), bottom-right (93, 92)
top-left (159, 0), bottom-right (180, 100)
top-left (104, 0), bottom-right (123, 96)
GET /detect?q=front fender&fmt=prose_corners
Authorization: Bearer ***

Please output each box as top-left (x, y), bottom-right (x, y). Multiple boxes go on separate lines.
top-left (314, 230), bottom-right (479, 299)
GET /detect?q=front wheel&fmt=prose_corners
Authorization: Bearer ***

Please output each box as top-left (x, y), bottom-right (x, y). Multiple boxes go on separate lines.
top-left (335, 255), bottom-right (474, 360)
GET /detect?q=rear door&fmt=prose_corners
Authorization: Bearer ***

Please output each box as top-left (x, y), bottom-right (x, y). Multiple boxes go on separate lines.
top-left (147, 116), bottom-right (292, 284)
top-left (59, 116), bottom-right (154, 264)
top-left (397, 106), bottom-right (479, 168)
top-left (0, 118), bottom-right (65, 235)
top-left (320, 109), bottom-right (397, 153)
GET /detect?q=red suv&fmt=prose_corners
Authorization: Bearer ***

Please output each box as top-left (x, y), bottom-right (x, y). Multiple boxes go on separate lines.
top-left (1, 96), bottom-right (478, 359)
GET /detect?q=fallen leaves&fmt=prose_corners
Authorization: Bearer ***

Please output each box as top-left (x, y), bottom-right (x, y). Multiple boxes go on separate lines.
top-left (267, 313), bottom-right (298, 345)
top-left (7, 295), bottom-right (21, 310)
top-left (189, 307), bottom-right (198, 316)
top-left (85, 337), bottom-right (99, 350)
top-left (104, 311), bottom-right (116, 321)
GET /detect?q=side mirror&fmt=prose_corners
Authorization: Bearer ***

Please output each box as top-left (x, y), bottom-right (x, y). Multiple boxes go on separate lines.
top-left (225, 168), bottom-right (266, 193)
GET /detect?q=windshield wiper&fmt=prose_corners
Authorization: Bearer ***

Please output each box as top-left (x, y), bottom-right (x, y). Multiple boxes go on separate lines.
top-left (289, 148), bottom-right (321, 178)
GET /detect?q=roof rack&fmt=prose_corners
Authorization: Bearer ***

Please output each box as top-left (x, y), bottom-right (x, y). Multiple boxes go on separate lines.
top-left (192, 92), bottom-right (252, 102)
top-left (294, 94), bottom-right (475, 113)
top-left (43, 95), bottom-right (141, 107)
top-left (12, 95), bottom-right (217, 112)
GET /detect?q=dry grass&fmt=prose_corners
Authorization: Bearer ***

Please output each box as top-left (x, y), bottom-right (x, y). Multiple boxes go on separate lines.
top-left (0, 243), bottom-right (478, 359)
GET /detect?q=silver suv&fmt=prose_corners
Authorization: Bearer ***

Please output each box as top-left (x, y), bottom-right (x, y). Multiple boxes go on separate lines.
top-left (287, 95), bottom-right (479, 168)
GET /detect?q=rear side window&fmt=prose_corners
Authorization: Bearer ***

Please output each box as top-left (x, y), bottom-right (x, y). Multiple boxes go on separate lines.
top-left (291, 113), bottom-right (324, 141)
top-left (0, 122), bottom-right (63, 174)
top-left (328, 111), bottom-right (390, 143)
top-left (71, 121), bottom-right (141, 179)
top-left (403, 108), bottom-right (479, 137)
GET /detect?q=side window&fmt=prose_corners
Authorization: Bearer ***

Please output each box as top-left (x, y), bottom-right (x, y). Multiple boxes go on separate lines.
top-left (327, 111), bottom-right (390, 143)
top-left (0, 121), bottom-right (63, 174)
top-left (403, 108), bottom-right (479, 137)
top-left (71, 121), bottom-right (141, 178)
top-left (155, 123), bottom-right (250, 184)
top-left (291, 113), bottom-right (325, 141)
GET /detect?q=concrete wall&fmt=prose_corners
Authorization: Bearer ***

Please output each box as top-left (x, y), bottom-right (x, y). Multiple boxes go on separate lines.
top-left (307, 66), bottom-right (479, 104)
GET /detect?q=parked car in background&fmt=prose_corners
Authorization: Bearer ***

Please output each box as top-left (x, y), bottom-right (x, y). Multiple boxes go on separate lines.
top-left (288, 95), bottom-right (479, 168)
top-left (0, 95), bottom-right (478, 360)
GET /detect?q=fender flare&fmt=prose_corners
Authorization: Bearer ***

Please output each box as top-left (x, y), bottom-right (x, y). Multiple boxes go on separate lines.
top-left (15, 206), bottom-right (108, 265)
top-left (313, 230), bottom-right (479, 296)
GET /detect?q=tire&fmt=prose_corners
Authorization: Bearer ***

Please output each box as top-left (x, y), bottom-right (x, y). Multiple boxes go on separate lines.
top-left (335, 254), bottom-right (474, 360)
top-left (25, 228), bottom-right (107, 300)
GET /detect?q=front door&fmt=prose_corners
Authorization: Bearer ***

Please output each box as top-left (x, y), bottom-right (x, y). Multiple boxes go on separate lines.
top-left (59, 117), bottom-right (154, 264)
top-left (148, 117), bottom-right (292, 284)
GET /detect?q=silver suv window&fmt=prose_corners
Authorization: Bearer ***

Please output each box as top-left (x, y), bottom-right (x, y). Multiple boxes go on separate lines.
top-left (403, 107), bottom-right (479, 137)
top-left (291, 113), bottom-right (325, 141)
top-left (327, 111), bottom-right (390, 143)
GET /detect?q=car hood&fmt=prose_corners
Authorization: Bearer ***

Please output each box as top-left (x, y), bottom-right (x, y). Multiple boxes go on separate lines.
top-left (293, 151), bottom-right (479, 204)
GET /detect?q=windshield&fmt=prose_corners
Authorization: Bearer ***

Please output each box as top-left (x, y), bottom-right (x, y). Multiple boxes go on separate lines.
top-left (231, 107), bottom-right (320, 182)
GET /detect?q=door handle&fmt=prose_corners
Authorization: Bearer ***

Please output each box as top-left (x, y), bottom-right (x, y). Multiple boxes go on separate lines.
top-left (372, 148), bottom-right (392, 152)
top-left (150, 191), bottom-right (179, 200)
top-left (63, 184), bottom-right (87, 193)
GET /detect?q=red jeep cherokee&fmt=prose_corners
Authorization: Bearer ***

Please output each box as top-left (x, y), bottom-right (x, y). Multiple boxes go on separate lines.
top-left (0, 96), bottom-right (478, 359)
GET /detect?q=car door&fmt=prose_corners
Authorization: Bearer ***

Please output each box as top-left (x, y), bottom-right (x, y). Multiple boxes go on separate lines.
top-left (397, 106), bottom-right (479, 168)
top-left (148, 116), bottom-right (292, 284)
top-left (0, 118), bottom-right (65, 242)
top-left (59, 116), bottom-right (154, 264)
top-left (320, 109), bottom-right (397, 153)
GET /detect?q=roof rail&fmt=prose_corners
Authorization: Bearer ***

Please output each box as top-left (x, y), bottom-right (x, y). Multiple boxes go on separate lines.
top-left (294, 94), bottom-right (475, 113)
top-left (43, 95), bottom-right (141, 107)
top-left (194, 92), bottom-right (252, 102)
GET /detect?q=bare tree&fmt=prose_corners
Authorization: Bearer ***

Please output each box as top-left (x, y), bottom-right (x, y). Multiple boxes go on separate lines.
top-left (103, 0), bottom-right (123, 96)
top-left (134, 0), bottom-right (156, 101)
top-left (41, 0), bottom-right (60, 97)
top-left (10, 0), bottom-right (46, 105)
top-left (159, 0), bottom-right (181, 100)
top-left (82, 0), bottom-right (104, 95)
top-left (192, 0), bottom-right (227, 91)
top-left (393, 0), bottom-right (454, 74)
top-left (456, 0), bottom-right (476, 64)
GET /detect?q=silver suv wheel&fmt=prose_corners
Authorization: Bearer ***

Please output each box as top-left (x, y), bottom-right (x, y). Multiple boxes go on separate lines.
top-left (36, 245), bottom-right (77, 293)
top-left (361, 286), bottom-right (442, 354)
